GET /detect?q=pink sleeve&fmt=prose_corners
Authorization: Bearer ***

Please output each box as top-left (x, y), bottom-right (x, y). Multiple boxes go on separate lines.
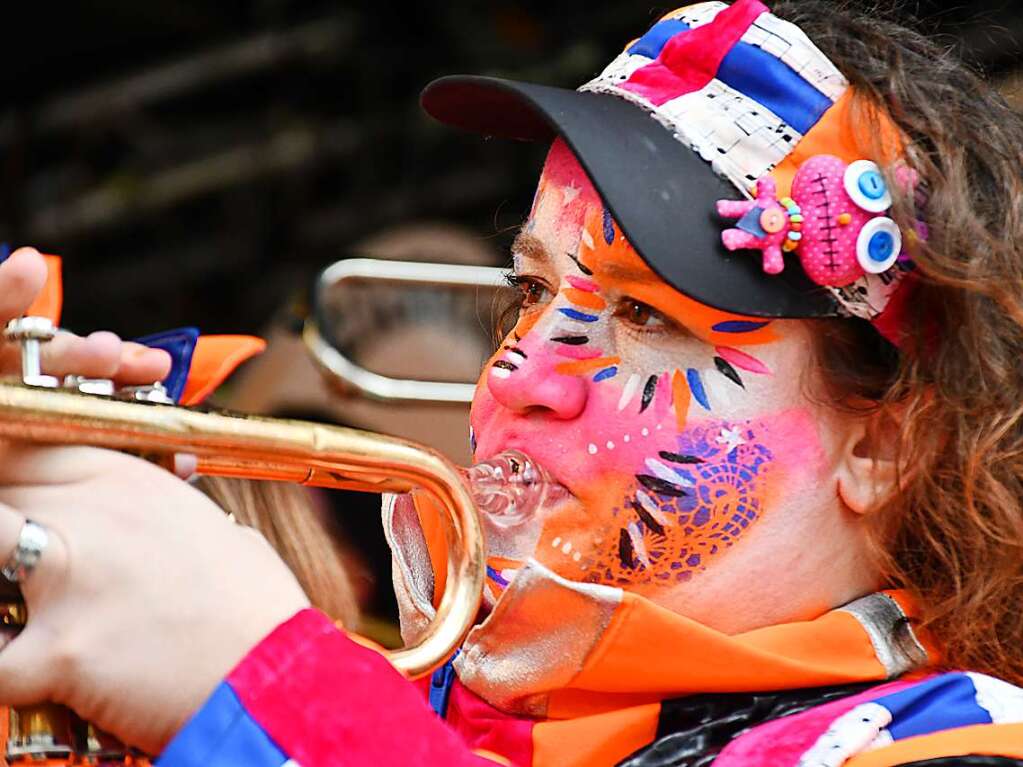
top-left (160, 609), bottom-right (498, 767)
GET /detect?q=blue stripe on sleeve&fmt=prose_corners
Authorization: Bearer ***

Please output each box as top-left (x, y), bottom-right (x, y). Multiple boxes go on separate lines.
top-left (874, 673), bottom-right (992, 741)
top-left (156, 682), bottom-right (290, 767)
top-left (133, 326), bottom-right (200, 403)
top-left (627, 19), bottom-right (691, 59)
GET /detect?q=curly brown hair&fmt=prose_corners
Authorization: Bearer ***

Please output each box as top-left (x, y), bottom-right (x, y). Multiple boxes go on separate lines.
top-left (771, 1), bottom-right (1023, 682)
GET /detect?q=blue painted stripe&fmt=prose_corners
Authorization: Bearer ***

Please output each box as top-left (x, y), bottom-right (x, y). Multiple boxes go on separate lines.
top-left (593, 366), bottom-right (619, 382)
top-left (157, 682), bottom-right (289, 767)
top-left (717, 41), bottom-right (833, 134)
top-left (559, 308), bottom-right (599, 322)
top-left (627, 19), bottom-right (691, 59)
top-left (0, 243), bottom-right (10, 263)
top-left (486, 565), bottom-right (509, 586)
top-left (876, 673), bottom-right (991, 741)
top-left (602, 207), bottom-right (616, 245)
top-left (687, 368), bottom-right (711, 411)
top-left (624, 18), bottom-right (832, 135)
top-left (711, 320), bottom-right (771, 334)
top-left (428, 654), bottom-right (459, 719)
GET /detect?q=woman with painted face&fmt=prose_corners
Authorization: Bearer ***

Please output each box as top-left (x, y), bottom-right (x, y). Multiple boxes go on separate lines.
top-left (0, 0), bottom-right (1022, 764)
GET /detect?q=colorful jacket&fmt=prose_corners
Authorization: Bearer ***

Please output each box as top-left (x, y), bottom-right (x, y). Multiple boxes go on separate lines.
top-left (156, 488), bottom-right (1023, 767)
top-left (157, 602), bottom-right (1023, 767)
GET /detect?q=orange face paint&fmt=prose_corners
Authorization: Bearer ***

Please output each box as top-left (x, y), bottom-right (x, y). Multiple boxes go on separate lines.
top-left (472, 139), bottom-right (822, 602)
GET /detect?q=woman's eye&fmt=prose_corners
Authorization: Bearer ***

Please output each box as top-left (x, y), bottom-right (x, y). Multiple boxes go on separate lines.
top-left (618, 299), bottom-right (665, 329)
top-left (508, 275), bottom-right (551, 309)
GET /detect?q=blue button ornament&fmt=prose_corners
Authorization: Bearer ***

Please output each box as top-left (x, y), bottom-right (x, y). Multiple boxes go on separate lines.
top-left (868, 230), bottom-right (895, 262)
top-left (858, 170), bottom-right (887, 200)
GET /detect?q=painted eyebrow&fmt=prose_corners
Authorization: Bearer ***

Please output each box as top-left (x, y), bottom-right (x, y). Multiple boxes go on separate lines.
top-left (510, 231), bottom-right (551, 264)
top-left (597, 260), bottom-right (662, 286)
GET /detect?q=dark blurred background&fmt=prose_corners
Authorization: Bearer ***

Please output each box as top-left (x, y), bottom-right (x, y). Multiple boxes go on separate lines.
top-left (3, 1), bottom-right (1022, 338)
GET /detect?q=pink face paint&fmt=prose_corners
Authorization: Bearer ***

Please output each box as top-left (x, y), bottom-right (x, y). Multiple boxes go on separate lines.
top-left (715, 346), bottom-right (773, 376)
top-left (555, 345), bottom-right (604, 360)
top-left (473, 138), bottom-right (831, 601)
top-left (566, 275), bottom-right (600, 292)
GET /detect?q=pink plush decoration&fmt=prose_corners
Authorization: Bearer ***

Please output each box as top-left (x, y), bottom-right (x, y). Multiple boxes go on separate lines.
top-left (717, 154), bottom-right (909, 288)
top-left (715, 177), bottom-right (789, 275)
top-left (789, 155), bottom-right (870, 286)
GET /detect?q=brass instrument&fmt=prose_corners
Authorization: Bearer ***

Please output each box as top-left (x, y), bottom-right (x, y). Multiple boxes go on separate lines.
top-left (0, 316), bottom-right (486, 764)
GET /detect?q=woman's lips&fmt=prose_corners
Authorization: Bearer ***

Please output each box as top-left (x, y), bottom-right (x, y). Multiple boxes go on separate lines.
top-left (472, 438), bottom-right (580, 503)
top-left (541, 476), bottom-right (573, 506)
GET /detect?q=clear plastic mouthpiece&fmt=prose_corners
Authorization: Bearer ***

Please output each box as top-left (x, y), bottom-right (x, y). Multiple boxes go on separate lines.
top-left (464, 450), bottom-right (550, 528)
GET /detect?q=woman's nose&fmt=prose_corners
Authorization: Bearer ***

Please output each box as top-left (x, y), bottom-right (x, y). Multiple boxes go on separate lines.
top-left (486, 342), bottom-right (588, 420)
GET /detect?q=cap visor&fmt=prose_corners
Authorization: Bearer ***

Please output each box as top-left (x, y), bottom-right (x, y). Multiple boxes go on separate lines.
top-left (422, 75), bottom-right (837, 318)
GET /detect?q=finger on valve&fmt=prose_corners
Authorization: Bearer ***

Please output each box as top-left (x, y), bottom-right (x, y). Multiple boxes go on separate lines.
top-left (0, 249), bottom-right (47, 323)
top-left (33, 332), bottom-right (171, 386)
top-left (37, 330), bottom-right (122, 381)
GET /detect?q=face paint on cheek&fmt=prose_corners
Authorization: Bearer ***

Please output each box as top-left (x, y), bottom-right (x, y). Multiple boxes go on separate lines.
top-left (578, 417), bottom-right (776, 588)
top-left (474, 140), bottom-right (803, 599)
top-left (536, 408), bottom-right (828, 591)
top-left (473, 307), bottom-right (782, 597)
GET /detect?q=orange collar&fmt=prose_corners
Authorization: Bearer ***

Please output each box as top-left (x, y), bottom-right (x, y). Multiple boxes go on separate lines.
top-left (388, 494), bottom-right (935, 718)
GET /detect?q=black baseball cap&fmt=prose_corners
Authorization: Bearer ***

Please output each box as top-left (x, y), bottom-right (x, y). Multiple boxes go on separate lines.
top-left (417, 0), bottom-right (886, 319)
top-left (423, 75), bottom-right (842, 319)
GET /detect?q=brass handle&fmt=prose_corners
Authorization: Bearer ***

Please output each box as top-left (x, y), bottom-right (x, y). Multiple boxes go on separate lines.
top-left (305, 258), bottom-right (510, 403)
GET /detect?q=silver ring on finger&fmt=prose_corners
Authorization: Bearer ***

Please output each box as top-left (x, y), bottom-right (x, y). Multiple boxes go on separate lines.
top-left (1, 520), bottom-right (49, 583)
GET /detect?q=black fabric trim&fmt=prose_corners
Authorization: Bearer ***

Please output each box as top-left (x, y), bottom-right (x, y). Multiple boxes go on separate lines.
top-left (616, 681), bottom-right (878, 767)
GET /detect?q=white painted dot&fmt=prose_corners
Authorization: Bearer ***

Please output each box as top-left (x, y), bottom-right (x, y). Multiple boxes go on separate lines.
top-left (587, 443), bottom-right (598, 455)
top-left (606, 440), bottom-right (615, 450)
top-left (552, 537), bottom-right (561, 548)
top-left (641, 427), bottom-right (650, 437)
top-left (656, 424), bottom-right (663, 430)
top-left (572, 551), bottom-right (581, 562)
top-left (623, 434), bottom-right (631, 443)
top-left (561, 541), bottom-right (573, 554)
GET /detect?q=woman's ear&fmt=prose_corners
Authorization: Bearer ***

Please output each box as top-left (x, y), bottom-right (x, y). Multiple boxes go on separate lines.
top-left (836, 412), bottom-right (899, 515)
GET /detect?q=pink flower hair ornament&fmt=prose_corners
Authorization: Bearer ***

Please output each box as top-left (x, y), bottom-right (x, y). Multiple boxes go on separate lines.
top-left (717, 154), bottom-right (917, 288)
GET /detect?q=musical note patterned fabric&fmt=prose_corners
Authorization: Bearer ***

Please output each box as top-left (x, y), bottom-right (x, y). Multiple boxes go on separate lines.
top-left (580, 0), bottom-right (917, 325)
top-left (581, 1), bottom-right (846, 192)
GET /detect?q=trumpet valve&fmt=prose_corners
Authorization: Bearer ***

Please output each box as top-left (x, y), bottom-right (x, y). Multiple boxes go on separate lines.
top-left (114, 382), bottom-right (174, 404)
top-left (4, 317), bottom-right (58, 388)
